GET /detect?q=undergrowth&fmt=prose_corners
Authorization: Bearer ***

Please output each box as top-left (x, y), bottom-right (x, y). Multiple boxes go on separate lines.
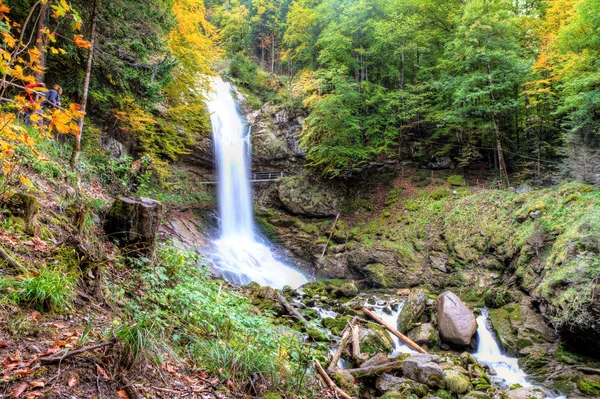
top-left (108, 241), bottom-right (320, 397)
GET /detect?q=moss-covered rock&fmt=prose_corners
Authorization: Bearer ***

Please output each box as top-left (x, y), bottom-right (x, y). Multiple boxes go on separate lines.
top-left (577, 377), bottom-right (600, 396)
top-left (443, 371), bottom-right (471, 394)
top-left (360, 324), bottom-right (394, 355)
top-left (396, 288), bottom-right (427, 333)
top-left (448, 175), bottom-right (466, 186)
top-left (277, 176), bottom-right (342, 217)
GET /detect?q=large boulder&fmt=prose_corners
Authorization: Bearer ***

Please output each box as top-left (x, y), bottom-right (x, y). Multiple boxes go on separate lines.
top-left (277, 176), bottom-right (341, 217)
top-left (397, 288), bottom-right (427, 333)
top-left (436, 292), bottom-right (477, 346)
top-left (402, 354), bottom-right (444, 387)
top-left (104, 197), bottom-right (164, 258)
top-left (505, 387), bottom-right (545, 399)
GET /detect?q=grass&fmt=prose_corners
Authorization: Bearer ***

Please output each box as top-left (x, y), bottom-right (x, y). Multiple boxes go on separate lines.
top-left (108, 241), bottom-right (322, 396)
top-left (0, 264), bottom-right (77, 312)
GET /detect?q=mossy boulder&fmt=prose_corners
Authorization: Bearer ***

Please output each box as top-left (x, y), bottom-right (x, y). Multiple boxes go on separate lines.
top-left (577, 376), bottom-right (600, 396)
top-left (443, 371), bottom-right (471, 394)
top-left (448, 175), bottom-right (466, 186)
top-left (5, 193), bottom-right (39, 235)
top-left (379, 392), bottom-right (409, 399)
top-left (376, 374), bottom-right (429, 396)
top-left (359, 324), bottom-right (394, 355)
top-left (396, 288), bottom-right (427, 333)
top-left (460, 392), bottom-right (491, 399)
top-left (407, 323), bottom-right (439, 349)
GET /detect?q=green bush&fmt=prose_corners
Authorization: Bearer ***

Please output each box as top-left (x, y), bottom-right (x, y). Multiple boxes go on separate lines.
top-left (448, 175), bottom-right (465, 186)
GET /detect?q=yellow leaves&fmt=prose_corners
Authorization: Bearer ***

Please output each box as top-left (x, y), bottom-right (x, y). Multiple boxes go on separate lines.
top-left (2, 31), bottom-right (17, 48)
top-left (19, 176), bottom-right (32, 188)
top-left (49, 107), bottom-right (82, 136)
top-left (51, 0), bottom-right (70, 19)
top-left (10, 65), bottom-right (35, 84)
top-left (73, 35), bottom-right (91, 49)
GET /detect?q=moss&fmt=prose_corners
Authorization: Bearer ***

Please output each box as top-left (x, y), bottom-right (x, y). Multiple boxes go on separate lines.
top-left (306, 326), bottom-right (329, 342)
top-left (364, 263), bottom-right (393, 288)
top-left (379, 392), bottom-right (409, 399)
top-left (256, 217), bottom-right (280, 243)
top-left (577, 378), bottom-right (600, 396)
top-left (448, 175), bottom-right (465, 186)
top-left (262, 393), bottom-right (282, 399)
top-left (443, 372), bottom-right (471, 394)
top-left (429, 189), bottom-right (451, 200)
top-left (360, 324), bottom-right (394, 355)
top-left (434, 389), bottom-right (453, 399)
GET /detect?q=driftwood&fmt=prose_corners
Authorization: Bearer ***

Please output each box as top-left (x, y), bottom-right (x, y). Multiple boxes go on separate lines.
top-left (345, 361), bottom-right (403, 378)
top-left (360, 353), bottom-right (389, 369)
top-left (41, 336), bottom-right (117, 364)
top-left (314, 360), bottom-right (354, 399)
top-left (351, 324), bottom-right (368, 364)
top-left (328, 318), bottom-right (356, 371)
top-left (363, 307), bottom-right (427, 354)
top-left (0, 245), bottom-right (24, 270)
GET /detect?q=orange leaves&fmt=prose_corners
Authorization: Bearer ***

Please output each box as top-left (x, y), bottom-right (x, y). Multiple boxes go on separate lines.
top-left (49, 105), bottom-right (84, 136)
top-left (74, 34), bottom-right (91, 49)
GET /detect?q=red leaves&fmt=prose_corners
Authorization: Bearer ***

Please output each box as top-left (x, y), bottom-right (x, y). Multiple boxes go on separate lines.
top-left (117, 390), bottom-right (130, 399)
top-left (0, 341), bottom-right (9, 348)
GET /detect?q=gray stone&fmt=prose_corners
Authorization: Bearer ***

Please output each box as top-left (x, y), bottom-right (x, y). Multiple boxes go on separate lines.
top-left (277, 176), bottom-right (341, 217)
top-left (430, 256), bottom-right (448, 273)
top-left (516, 184), bottom-right (532, 194)
top-left (529, 210), bottom-right (542, 219)
top-left (402, 354), bottom-right (444, 387)
top-left (437, 291), bottom-right (478, 346)
top-left (427, 156), bottom-right (455, 170)
top-left (407, 323), bottom-right (439, 347)
top-left (505, 387), bottom-right (545, 399)
top-left (397, 288), bottom-right (427, 333)
top-left (376, 374), bottom-right (428, 396)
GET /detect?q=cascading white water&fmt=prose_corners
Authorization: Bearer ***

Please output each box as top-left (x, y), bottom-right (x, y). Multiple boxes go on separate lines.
top-left (207, 78), bottom-right (308, 289)
top-left (368, 299), bottom-right (415, 356)
top-left (474, 309), bottom-right (530, 387)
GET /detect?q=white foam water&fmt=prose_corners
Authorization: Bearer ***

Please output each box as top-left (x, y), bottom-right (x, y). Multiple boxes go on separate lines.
top-left (207, 77), bottom-right (308, 289)
top-left (367, 298), bottom-right (415, 356)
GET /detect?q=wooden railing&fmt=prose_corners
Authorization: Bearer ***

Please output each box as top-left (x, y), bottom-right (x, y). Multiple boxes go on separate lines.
top-left (198, 171), bottom-right (284, 185)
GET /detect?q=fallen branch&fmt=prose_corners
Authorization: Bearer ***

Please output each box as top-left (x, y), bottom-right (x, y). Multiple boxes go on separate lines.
top-left (0, 244), bottom-right (25, 270)
top-left (314, 360), bottom-right (354, 399)
top-left (41, 336), bottom-right (117, 364)
top-left (328, 318), bottom-right (356, 371)
top-left (345, 361), bottom-right (403, 378)
top-left (321, 213), bottom-right (340, 259)
top-left (578, 366), bottom-right (600, 375)
top-left (351, 324), bottom-right (368, 364)
top-left (362, 307), bottom-right (427, 354)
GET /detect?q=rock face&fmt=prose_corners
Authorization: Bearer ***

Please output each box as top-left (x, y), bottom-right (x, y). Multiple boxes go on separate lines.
top-left (104, 197), bottom-right (164, 258)
top-left (488, 297), bottom-right (558, 355)
top-left (397, 288), bottom-right (427, 332)
top-left (402, 354), bottom-right (444, 387)
top-left (436, 292), bottom-right (477, 346)
top-left (277, 176), bottom-right (341, 217)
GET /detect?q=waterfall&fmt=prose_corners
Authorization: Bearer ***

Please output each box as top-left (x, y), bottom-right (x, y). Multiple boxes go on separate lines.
top-left (207, 78), bottom-right (308, 289)
top-left (474, 309), bottom-right (531, 387)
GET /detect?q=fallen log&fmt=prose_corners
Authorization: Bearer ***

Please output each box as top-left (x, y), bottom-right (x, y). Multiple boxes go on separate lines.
top-left (362, 307), bottom-right (427, 354)
top-left (351, 324), bottom-right (368, 364)
top-left (40, 336), bottom-right (117, 364)
top-left (314, 360), bottom-right (354, 399)
top-left (345, 360), bottom-right (403, 378)
top-left (328, 318), bottom-right (356, 371)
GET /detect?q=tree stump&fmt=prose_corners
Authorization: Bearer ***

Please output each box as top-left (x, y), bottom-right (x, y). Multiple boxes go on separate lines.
top-left (104, 197), bottom-right (164, 258)
top-left (5, 193), bottom-right (40, 236)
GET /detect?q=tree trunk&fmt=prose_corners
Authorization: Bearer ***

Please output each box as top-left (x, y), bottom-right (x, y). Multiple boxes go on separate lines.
top-left (400, 39), bottom-right (405, 90)
top-left (34, 1), bottom-right (50, 81)
top-left (487, 61), bottom-right (509, 189)
top-left (271, 36), bottom-right (275, 73)
top-left (71, 0), bottom-right (99, 170)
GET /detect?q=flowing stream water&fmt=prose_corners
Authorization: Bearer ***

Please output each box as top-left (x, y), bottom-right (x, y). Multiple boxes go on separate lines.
top-left (207, 78), bottom-right (308, 289)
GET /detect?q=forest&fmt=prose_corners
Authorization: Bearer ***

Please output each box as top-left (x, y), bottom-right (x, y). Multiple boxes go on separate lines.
top-left (0, 0), bottom-right (599, 399)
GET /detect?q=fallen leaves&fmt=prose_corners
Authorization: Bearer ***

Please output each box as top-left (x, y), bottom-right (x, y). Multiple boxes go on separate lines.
top-left (64, 373), bottom-right (78, 388)
top-left (9, 382), bottom-right (28, 398)
top-left (29, 381), bottom-right (44, 389)
top-left (0, 341), bottom-right (9, 347)
top-left (96, 364), bottom-right (109, 380)
top-left (117, 390), bottom-right (130, 399)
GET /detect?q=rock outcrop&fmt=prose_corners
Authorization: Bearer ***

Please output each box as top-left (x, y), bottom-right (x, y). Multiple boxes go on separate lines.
top-left (436, 292), bottom-right (477, 346)
top-left (277, 176), bottom-right (341, 217)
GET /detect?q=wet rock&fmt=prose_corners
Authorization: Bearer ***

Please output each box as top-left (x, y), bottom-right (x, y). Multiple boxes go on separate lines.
top-left (407, 323), bottom-right (439, 348)
top-left (442, 371), bottom-right (471, 394)
top-left (488, 297), bottom-right (558, 355)
top-left (376, 374), bottom-right (428, 396)
top-left (437, 291), bottom-right (477, 346)
top-left (277, 176), bottom-right (341, 217)
top-left (332, 369), bottom-right (359, 397)
top-left (397, 288), bottom-right (427, 333)
top-left (505, 387), bottom-right (545, 399)
top-left (402, 354), bottom-right (444, 387)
